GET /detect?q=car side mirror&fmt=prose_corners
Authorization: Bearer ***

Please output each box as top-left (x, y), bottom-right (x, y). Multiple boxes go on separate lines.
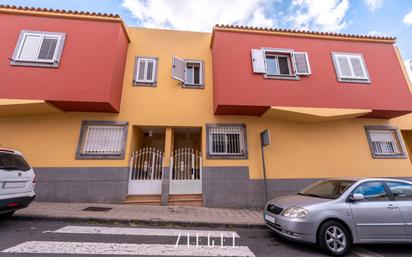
top-left (348, 193), bottom-right (365, 202)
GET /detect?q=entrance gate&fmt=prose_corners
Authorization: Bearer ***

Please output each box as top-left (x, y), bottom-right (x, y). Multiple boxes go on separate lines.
top-left (128, 147), bottom-right (164, 195)
top-left (169, 148), bottom-right (202, 194)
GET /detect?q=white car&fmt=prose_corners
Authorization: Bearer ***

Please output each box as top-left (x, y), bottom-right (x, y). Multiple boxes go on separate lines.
top-left (0, 148), bottom-right (35, 219)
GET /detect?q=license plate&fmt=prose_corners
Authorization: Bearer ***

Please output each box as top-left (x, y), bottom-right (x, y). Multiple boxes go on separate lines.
top-left (3, 182), bottom-right (26, 189)
top-left (265, 214), bottom-right (276, 224)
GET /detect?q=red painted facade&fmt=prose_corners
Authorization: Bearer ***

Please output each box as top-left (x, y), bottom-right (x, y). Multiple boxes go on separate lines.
top-left (0, 13), bottom-right (129, 112)
top-left (211, 29), bottom-right (412, 118)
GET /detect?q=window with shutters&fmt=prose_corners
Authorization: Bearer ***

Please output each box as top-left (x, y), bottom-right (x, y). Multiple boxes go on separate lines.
top-left (206, 124), bottom-right (247, 159)
top-left (134, 57), bottom-right (158, 86)
top-left (10, 30), bottom-right (66, 68)
top-left (172, 56), bottom-right (204, 88)
top-left (251, 48), bottom-right (311, 79)
top-left (76, 121), bottom-right (128, 159)
top-left (365, 126), bottom-right (406, 159)
top-left (332, 52), bottom-right (370, 83)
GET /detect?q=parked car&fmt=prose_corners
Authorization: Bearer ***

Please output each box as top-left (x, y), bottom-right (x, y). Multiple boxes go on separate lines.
top-left (0, 148), bottom-right (35, 219)
top-left (264, 178), bottom-right (412, 256)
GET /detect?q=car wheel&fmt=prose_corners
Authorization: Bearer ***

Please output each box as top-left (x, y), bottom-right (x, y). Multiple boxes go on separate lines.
top-left (318, 221), bottom-right (351, 256)
top-left (0, 211), bottom-right (15, 220)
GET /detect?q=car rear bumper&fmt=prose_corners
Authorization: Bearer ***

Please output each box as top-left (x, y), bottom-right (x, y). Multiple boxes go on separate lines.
top-left (0, 195), bottom-right (35, 214)
top-left (264, 211), bottom-right (317, 244)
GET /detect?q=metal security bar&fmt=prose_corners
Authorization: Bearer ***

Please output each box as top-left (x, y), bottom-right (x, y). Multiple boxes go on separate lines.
top-left (170, 148), bottom-right (202, 180)
top-left (82, 125), bottom-right (125, 155)
top-left (208, 124), bottom-right (246, 156)
top-left (369, 129), bottom-right (401, 155)
top-left (129, 148), bottom-right (164, 181)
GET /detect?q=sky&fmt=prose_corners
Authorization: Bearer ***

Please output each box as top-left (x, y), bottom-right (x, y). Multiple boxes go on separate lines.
top-left (1, 0), bottom-right (412, 73)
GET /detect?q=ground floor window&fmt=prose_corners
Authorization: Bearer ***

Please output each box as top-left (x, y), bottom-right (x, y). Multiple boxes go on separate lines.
top-left (76, 121), bottom-right (128, 159)
top-left (206, 124), bottom-right (247, 159)
top-left (365, 126), bottom-right (406, 159)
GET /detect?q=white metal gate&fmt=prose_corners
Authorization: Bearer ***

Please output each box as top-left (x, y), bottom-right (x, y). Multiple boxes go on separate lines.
top-left (128, 147), bottom-right (164, 195)
top-left (169, 148), bottom-right (202, 195)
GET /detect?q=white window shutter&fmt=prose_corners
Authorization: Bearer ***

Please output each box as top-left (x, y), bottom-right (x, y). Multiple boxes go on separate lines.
top-left (82, 125), bottom-right (125, 155)
top-left (199, 61), bottom-right (204, 85)
top-left (251, 49), bottom-right (266, 73)
top-left (18, 34), bottom-right (42, 61)
top-left (294, 52), bottom-right (311, 75)
top-left (172, 55), bottom-right (186, 82)
top-left (349, 56), bottom-right (367, 79)
top-left (336, 55), bottom-right (352, 78)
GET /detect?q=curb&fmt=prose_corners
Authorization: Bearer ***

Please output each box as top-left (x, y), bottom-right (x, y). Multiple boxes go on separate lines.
top-left (13, 214), bottom-right (267, 229)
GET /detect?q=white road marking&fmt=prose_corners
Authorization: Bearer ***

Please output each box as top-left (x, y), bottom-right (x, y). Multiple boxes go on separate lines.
top-left (2, 241), bottom-right (255, 257)
top-left (47, 225), bottom-right (240, 238)
top-left (351, 247), bottom-right (386, 257)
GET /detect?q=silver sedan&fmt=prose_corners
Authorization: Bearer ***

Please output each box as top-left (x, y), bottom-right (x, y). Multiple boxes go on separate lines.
top-left (263, 178), bottom-right (412, 256)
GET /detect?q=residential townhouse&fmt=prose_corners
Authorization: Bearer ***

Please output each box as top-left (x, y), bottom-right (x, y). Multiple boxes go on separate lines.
top-left (1, 5), bottom-right (412, 208)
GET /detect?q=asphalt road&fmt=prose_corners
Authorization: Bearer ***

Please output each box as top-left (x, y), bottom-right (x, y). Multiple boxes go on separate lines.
top-left (0, 217), bottom-right (410, 257)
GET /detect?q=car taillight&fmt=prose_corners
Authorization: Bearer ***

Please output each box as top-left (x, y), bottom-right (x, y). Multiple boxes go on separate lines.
top-left (8, 203), bottom-right (18, 207)
top-left (33, 175), bottom-right (36, 183)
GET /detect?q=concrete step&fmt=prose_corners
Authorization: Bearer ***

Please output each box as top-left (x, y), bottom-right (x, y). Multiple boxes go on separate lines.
top-left (168, 194), bottom-right (203, 207)
top-left (124, 195), bottom-right (161, 205)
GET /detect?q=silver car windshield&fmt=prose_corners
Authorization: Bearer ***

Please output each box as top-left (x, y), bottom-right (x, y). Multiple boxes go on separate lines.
top-left (0, 152), bottom-right (31, 172)
top-left (299, 180), bottom-right (355, 199)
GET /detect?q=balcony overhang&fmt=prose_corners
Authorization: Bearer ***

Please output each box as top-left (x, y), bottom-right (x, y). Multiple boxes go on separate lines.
top-left (0, 99), bottom-right (62, 117)
top-left (262, 106), bottom-right (372, 123)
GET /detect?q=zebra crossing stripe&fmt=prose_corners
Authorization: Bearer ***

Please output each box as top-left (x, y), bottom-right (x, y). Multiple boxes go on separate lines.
top-left (2, 241), bottom-right (256, 257)
top-left (47, 225), bottom-right (240, 238)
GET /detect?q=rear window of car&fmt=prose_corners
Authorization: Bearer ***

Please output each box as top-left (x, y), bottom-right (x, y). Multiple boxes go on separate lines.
top-left (0, 152), bottom-right (31, 172)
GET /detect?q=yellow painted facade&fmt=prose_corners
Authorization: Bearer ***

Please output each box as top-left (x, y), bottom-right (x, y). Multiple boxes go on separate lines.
top-left (1, 27), bottom-right (412, 180)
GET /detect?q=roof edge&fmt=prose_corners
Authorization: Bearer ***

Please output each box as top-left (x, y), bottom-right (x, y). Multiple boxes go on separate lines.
top-left (210, 24), bottom-right (396, 48)
top-left (0, 5), bottom-right (130, 42)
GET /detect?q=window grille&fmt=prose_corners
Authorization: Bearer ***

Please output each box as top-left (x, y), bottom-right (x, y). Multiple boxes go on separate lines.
top-left (207, 124), bottom-right (246, 157)
top-left (81, 125), bottom-right (125, 155)
top-left (365, 126), bottom-right (406, 158)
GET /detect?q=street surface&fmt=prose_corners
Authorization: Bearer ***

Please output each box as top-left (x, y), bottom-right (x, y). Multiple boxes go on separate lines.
top-left (0, 218), bottom-right (410, 257)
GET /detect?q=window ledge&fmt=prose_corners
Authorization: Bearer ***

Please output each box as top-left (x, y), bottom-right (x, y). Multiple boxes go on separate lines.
top-left (133, 81), bottom-right (157, 87)
top-left (337, 78), bottom-right (371, 84)
top-left (207, 154), bottom-right (248, 160)
top-left (75, 153), bottom-right (125, 160)
top-left (181, 83), bottom-right (204, 89)
top-left (263, 74), bottom-right (300, 80)
top-left (371, 154), bottom-right (407, 159)
top-left (10, 60), bottom-right (59, 68)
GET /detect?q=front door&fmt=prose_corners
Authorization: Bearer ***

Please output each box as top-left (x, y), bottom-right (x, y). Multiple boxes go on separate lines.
top-left (349, 181), bottom-right (407, 240)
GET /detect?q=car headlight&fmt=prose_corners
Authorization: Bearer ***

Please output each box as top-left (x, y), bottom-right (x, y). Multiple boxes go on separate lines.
top-left (282, 207), bottom-right (308, 218)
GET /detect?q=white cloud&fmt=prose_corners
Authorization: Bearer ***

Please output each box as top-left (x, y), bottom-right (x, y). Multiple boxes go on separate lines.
top-left (121, 0), bottom-right (276, 32)
top-left (286, 0), bottom-right (350, 32)
top-left (403, 11), bottom-right (412, 26)
top-left (405, 59), bottom-right (412, 82)
top-left (364, 0), bottom-right (383, 12)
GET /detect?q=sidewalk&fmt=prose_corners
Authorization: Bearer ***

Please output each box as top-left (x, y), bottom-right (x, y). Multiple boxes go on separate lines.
top-left (15, 202), bottom-right (265, 228)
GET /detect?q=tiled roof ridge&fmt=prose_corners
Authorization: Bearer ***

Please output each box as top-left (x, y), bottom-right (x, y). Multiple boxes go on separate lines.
top-left (0, 4), bottom-right (120, 18)
top-left (215, 24), bottom-right (396, 41)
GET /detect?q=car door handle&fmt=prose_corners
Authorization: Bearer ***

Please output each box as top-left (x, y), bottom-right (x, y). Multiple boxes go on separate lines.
top-left (387, 204), bottom-right (398, 209)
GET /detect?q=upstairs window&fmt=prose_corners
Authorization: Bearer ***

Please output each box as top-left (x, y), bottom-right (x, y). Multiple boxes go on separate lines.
top-left (134, 57), bottom-right (158, 86)
top-left (76, 121), bottom-right (128, 159)
top-left (10, 30), bottom-right (66, 68)
top-left (206, 124), bottom-right (247, 159)
top-left (172, 56), bottom-right (204, 88)
top-left (332, 52), bottom-right (370, 83)
top-left (251, 48), bottom-right (311, 79)
top-left (365, 126), bottom-right (406, 159)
